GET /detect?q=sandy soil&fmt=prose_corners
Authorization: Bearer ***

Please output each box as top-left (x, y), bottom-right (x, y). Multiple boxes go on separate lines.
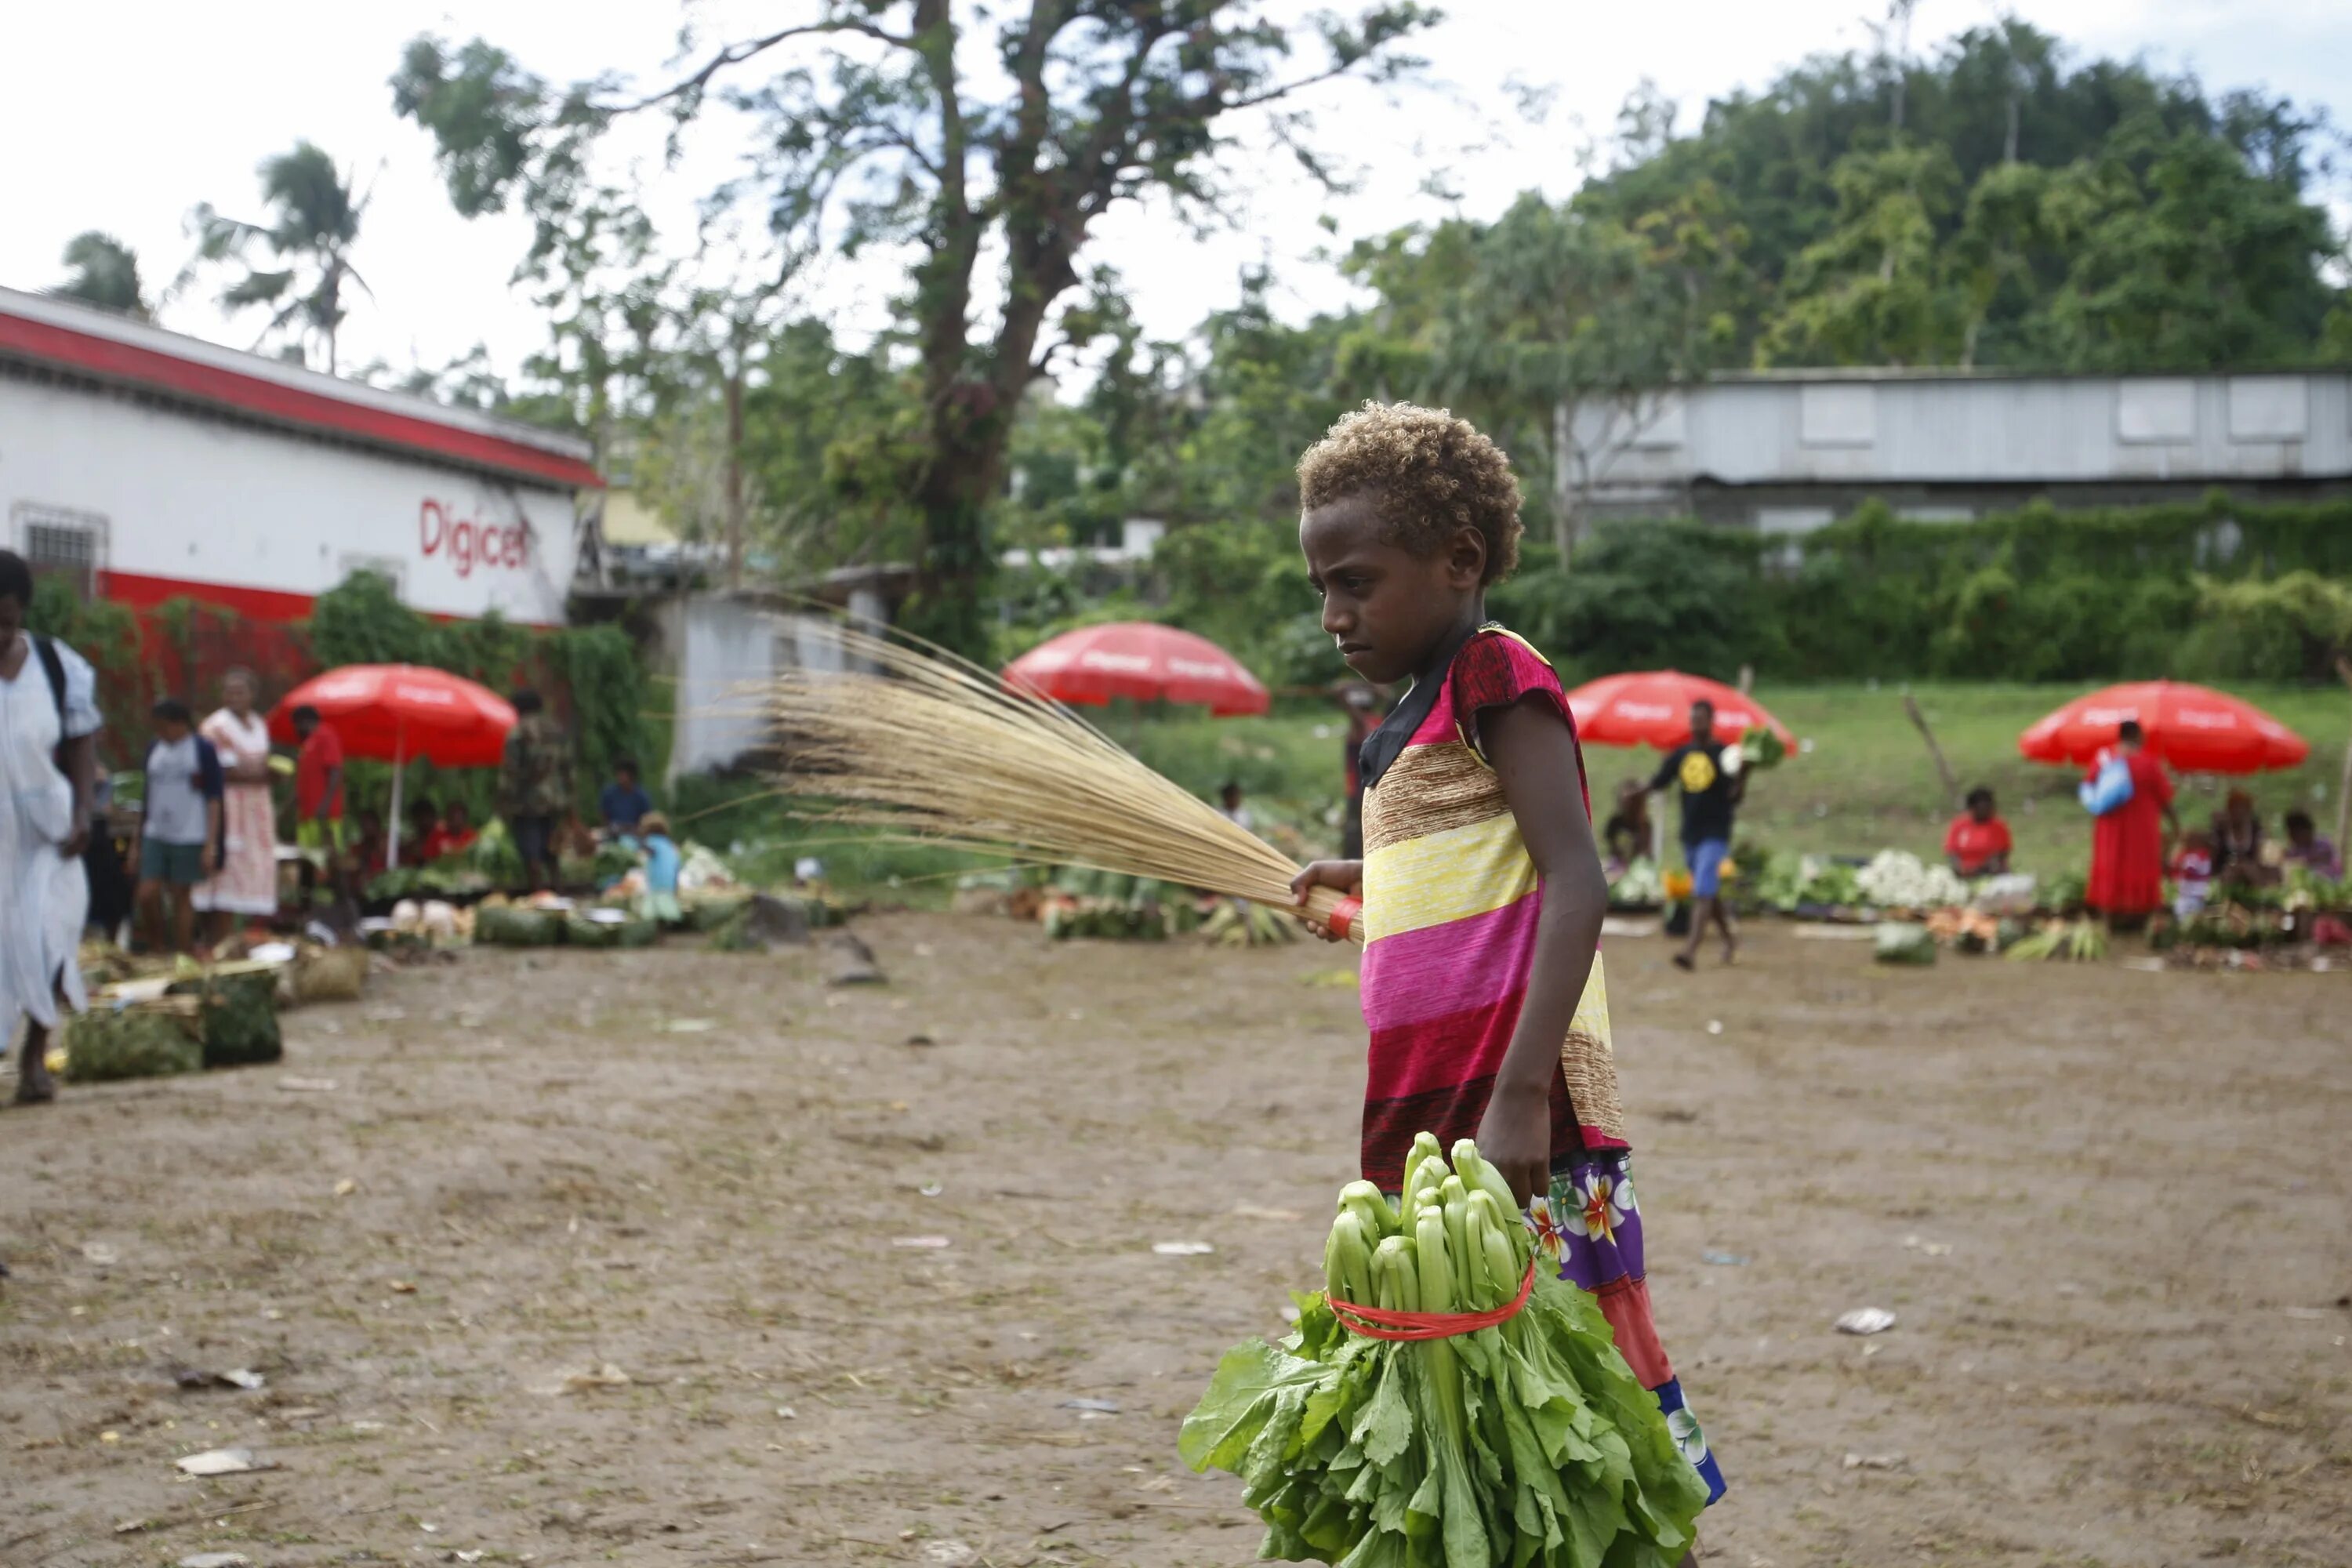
top-left (2, 916), bottom-right (2347, 1568)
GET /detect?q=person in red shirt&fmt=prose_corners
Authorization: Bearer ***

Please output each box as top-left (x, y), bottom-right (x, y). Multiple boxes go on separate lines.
top-left (292, 706), bottom-right (347, 900)
top-left (419, 800), bottom-right (479, 863)
top-left (1944, 786), bottom-right (2013, 877)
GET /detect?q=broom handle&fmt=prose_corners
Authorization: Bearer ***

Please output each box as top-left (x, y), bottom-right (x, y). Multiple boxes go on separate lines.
top-left (1294, 886), bottom-right (1367, 946)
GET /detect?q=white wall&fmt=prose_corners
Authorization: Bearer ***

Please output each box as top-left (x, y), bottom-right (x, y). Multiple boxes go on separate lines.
top-left (1583, 372), bottom-right (2352, 492)
top-left (0, 376), bottom-right (579, 623)
top-left (666, 597), bottom-right (782, 781)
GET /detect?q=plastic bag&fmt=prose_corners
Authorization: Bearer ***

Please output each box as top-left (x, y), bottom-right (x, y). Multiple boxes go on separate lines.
top-left (2078, 753), bottom-right (2135, 816)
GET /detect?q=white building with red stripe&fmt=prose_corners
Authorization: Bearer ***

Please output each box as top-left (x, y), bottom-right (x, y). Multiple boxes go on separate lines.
top-left (0, 286), bottom-right (601, 629)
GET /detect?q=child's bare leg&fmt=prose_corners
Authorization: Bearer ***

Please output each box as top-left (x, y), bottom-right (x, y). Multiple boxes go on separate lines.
top-left (1715, 896), bottom-right (1738, 964)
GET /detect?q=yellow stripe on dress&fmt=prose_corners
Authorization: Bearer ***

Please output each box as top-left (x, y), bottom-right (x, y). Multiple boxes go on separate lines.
top-left (1360, 813), bottom-right (1536, 943)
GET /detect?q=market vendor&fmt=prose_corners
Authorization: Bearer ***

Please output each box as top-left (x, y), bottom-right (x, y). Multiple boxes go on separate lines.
top-left (1944, 786), bottom-right (2013, 877)
top-left (600, 756), bottom-right (654, 837)
top-left (2282, 809), bottom-right (2341, 880)
top-left (420, 800), bottom-right (478, 862)
top-left (1602, 778), bottom-right (1652, 873)
top-left (2211, 789), bottom-right (2269, 885)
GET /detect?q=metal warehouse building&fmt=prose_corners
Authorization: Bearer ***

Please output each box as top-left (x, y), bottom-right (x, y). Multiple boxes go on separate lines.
top-left (1574, 368), bottom-right (2352, 541)
top-left (0, 286), bottom-right (601, 631)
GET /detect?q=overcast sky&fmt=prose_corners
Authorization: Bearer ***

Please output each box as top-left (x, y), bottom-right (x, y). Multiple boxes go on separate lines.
top-left (4, 0), bottom-right (2347, 387)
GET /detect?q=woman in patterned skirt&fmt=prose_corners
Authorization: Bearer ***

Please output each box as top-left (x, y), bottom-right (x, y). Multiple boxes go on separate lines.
top-left (1290, 404), bottom-right (1725, 1522)
top-left (193, 669), bottom-right (279, 942)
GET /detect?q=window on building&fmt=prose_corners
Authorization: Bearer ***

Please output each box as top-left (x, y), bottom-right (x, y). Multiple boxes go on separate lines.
top-left (2115, 380), bottom-right (2195, 444)
top-left (9, 503), bottom-right (108, 598)
top-left (2227, 376), bottom-right (2308, 442)
top-left (1798, 385), bottom-right (1875, 448)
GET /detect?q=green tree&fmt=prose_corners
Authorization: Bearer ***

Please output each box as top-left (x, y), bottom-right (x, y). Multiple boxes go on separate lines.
top-left (2040, 117), bottom-right (2338, 370)
top-left (51, 232), bottom-right (151, 318)
top-left (1760, 143), bottom-right (1961, 365)
top-left (1435, 194), bottom-right (1736, 550)
top-left (391, 2), bottom-right (1436, 658)
top-left (187, 141), bottom-right (375, 372)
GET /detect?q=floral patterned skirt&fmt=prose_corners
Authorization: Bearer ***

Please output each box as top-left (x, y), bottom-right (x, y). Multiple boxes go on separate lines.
top-left (1527, 1149), bottom-right (1726, 1505)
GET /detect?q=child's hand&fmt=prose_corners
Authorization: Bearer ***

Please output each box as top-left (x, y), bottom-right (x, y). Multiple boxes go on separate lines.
top-left (1475, 1080), bottom-right (1553, 1208)
top-left (1289, 859), bottom-right (1363, 942)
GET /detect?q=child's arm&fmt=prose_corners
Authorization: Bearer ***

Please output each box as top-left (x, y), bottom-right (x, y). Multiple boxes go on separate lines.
top-left (1480, 696), bottom-right (1610, 1206)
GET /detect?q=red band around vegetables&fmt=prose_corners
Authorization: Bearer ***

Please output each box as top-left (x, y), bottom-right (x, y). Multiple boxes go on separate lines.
top-left (1327, 1260), bottom-right (1536, 1341)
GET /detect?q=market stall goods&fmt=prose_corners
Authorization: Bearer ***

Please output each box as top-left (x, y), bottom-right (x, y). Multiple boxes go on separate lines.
top-left (59, 1004), bottom-right (204, 1083)
top-left (1183, 1136), bottom-right (1709, 1568)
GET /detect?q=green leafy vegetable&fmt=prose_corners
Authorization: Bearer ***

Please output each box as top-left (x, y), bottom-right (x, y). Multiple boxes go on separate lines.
top-left (1182, 1138), bottom-right (1710, 1566)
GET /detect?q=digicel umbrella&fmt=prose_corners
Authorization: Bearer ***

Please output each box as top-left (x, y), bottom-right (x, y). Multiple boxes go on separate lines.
top-left (1004, 622), bottom-right (1270, 717)
top-left (270, 665), bottom-right (517, 867)
top-left (1563, 670), bottom-right (1795, 751)
top-left (2017, 681), bottom-right (2308, 774)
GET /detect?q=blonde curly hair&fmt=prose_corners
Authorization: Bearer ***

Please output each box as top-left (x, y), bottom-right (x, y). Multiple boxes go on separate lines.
top-left (1296, 401), bottom-right (1524, 584)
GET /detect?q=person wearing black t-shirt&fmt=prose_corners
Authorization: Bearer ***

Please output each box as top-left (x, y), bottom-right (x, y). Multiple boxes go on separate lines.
top-left (1650, 699), bottom-right (1744, 970)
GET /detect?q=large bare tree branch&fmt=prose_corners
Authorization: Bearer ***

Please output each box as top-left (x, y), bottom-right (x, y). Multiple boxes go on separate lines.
top-left (616, 15), bottom-right (916, 114)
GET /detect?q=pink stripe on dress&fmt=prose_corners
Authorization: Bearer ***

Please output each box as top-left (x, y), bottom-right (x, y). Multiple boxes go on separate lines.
top-left (1361, 891), bottom-right (1541, 1030)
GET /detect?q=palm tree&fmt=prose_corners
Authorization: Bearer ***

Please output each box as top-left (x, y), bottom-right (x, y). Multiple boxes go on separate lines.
top-left (187, 141), bottom-right (374, 373)
top-left (51, 232), bottom-right (152, 318)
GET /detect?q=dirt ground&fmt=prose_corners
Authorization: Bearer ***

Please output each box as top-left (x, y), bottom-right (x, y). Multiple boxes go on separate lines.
top-left (3, 916), bottom-right (2348, 1568)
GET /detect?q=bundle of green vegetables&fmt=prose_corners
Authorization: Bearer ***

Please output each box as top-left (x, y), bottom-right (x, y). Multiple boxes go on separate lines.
top-left (2005, 918), bottom-right (2107, 962)
top-left (1203, 901), bottom-right (1300, 946)
top-left (1182, 1135), bottom-right (1708, 1568)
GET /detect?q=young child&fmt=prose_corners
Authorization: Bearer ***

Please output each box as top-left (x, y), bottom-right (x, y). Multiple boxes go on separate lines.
top-left (1289, 403), bottom-right (1725, 1512)
top-left (635, 811), bottom-right (684, 924)
top-left (2172, 828), bottom-right (2215, 923)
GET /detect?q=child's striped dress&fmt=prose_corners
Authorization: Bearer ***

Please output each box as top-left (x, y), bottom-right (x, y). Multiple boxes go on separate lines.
top-left (1356, 624), bottom-right (1726, 1505)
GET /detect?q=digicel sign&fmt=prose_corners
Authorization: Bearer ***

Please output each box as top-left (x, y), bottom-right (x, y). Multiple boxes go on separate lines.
top-left (419, 499), bottom-right (531, 577)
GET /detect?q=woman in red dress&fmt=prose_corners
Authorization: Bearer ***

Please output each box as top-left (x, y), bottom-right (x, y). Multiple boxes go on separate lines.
top-left (2086, 720), bottom-right (2180, 919)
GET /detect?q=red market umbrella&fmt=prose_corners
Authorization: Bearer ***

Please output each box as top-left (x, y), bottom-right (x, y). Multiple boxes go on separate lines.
top-left (1563, 670), bottom-right (1795, 751)
top-left (270, 665), bottom-right (517, 867)
top-left (2016, 681), bottom-right (2308, 774)
top-left (1004, 622), bottom-right (1270, 717)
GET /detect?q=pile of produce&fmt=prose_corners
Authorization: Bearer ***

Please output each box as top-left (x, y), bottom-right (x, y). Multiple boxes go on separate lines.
top-left (1854, 850), bottom-right (1970, 913)
top-left (1752, 852), bottom-right (1864, 915)
top-left (287, 942), bottom-right (370, 1004)
top-left (1967, 873), bottom-right (2038, 915)
top-left (1922, 906), bottom-right (2003, 953)
top-left (1606, 858), bottom-right (1663, 911)
top-left (1871, 922), bottom-right (1938, 966)
top-left (1184, 1135), bottom-right (1708, 1566)
top-left (2281, 867), bottom-right (2352, 914)
top-left (1202, 901), bottom-right (1300, 946)
top-left (681, 889), bottom-right (754, 931)
top-left (2037, 869), bottom-right (2088, 913)
top-left (474, 893), bottom-right (573, 947)
top-left (60, 1002), bottom-right (203, 1083)
top-left (563, 909), bottom-right (660, 949)
top-left (2149, 902), bottom-right (2294, 953)
top-left (379, 898), bottom-right (474, 944)
top-left (558, 838), bottom-right (642, 890)
top-left (167, 961), bottom-right (283, 1067)
top-left (2005, 919), bottom-right (2108, 963)
top-left (366, 821), bottom-right (524, 903)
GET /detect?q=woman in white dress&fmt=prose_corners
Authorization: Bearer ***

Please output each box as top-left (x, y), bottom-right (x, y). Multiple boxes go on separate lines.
top-left (193, 667), bottom-right (279, 941)
top-left (0, 550), bottom-right (103, 1106)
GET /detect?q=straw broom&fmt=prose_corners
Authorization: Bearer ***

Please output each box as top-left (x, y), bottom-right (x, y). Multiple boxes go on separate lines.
top-left (762, 622), bottom-right (1364, 942)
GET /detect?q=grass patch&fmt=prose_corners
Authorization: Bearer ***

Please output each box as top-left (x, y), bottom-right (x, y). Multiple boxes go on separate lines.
top-left (668, 684), bottom-right (2349, 888)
